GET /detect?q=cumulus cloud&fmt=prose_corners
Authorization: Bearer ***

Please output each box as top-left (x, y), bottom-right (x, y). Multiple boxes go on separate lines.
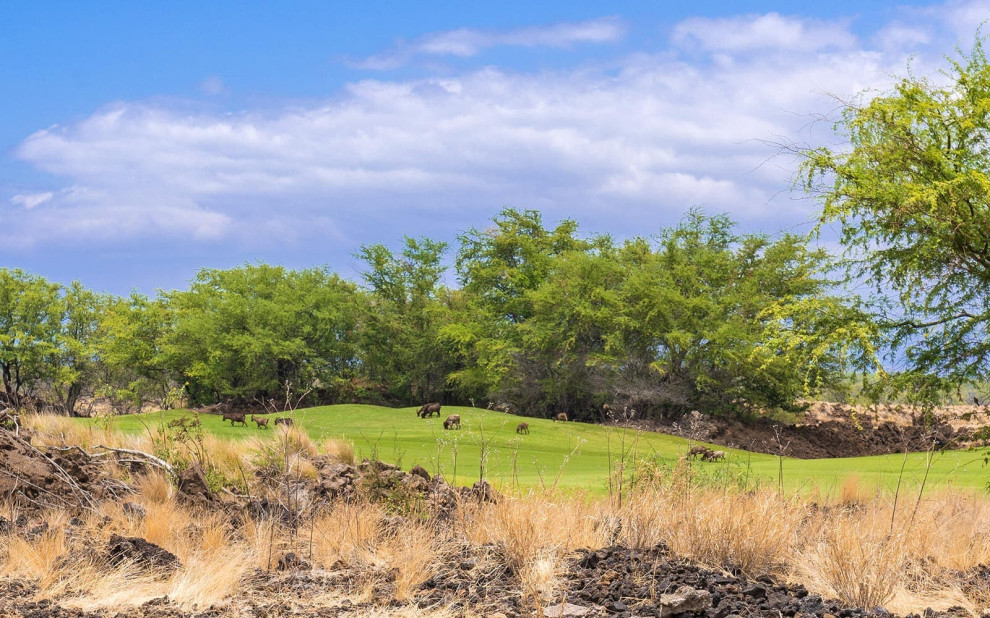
top-left (351, 17), bottom-right (625, 69)
top-left (10, 192), bottom-right (53, 209)
top-left (5, 5), bottom-right (976, 252)
top-left (671, 12), bottom-right (857, 53)
top-left (933, 0), bottom-right (990, 37)
top-left (874, 24), bottom-right (932, 51)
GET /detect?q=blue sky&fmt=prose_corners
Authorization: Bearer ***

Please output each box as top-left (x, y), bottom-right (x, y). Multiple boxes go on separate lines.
top-left (2, 1), bottom-right (988, 294)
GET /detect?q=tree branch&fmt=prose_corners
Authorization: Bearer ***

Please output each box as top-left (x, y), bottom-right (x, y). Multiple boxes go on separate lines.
top-left (885, 311), bottom-right (979, 330)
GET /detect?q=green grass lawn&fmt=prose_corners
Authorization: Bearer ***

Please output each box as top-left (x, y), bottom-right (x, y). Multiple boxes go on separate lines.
top-left (80, 404), bottom-right (990, 495)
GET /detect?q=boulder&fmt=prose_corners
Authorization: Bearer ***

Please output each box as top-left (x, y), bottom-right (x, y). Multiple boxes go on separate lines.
top-left (659, 585), bottom-right (712, 615)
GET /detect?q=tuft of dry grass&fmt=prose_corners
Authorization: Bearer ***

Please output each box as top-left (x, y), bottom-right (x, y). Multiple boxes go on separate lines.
top-left (168, 543), bottom-right (255, 608)
top-left (796, 510), bottom-right (901, 608)
top-left (383, 524), bottom-right (440, 602)
top-left (320, 437), bottom-right (356, 464)
top-left (621, 486), bottom-right (800, 576)
top-left (459, 493), bottom-right (605, 607)
top-left (134, 469), bottom-right (174, 504)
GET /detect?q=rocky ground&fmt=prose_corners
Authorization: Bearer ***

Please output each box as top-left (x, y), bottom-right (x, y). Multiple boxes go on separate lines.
top-left (0, 414), bottom-right (986, 617)
top-left (0, 541), bottom-right (986, 617)
top-left (619, 403), bottom-right (990, 459)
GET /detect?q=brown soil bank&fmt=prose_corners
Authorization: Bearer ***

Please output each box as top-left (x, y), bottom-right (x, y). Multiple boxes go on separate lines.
top-left (630, 403), bottom-right (990, 459)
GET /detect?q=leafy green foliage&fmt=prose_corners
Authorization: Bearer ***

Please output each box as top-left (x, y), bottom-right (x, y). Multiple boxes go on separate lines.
top-left (801, 36), bottom-right (990, 405)
top-left (0, 209), bottom-right (872, 421)
top-left (0, 269), bottom-right (108, 415)
top-left (167, 264), bottom-right (360, 405)
top-left (516, 211), bottom-right (872, 419)
top-left (356, 237), bottom-right (456, 403)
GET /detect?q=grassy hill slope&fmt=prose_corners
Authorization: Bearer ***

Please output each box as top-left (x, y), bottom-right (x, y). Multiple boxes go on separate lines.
top-left (80, 404), bottom-right (989, 494)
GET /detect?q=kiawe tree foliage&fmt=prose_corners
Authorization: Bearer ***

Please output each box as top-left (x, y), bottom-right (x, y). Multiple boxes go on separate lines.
top-left (0, 209), bottom-right (872, 419)
top-left (0, 270), bottom-right (109, 415)
top-left (167, 264), bottom-right (360, 406)
top-left (801, 37), bottom-right (990, 404)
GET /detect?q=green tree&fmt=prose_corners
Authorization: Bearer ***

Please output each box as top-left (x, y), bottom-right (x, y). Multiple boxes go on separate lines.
top-left (800, 37), bottom-right (990, 403)
top-left (51, 281), bottom-right (109, 416)
top-left (0, 269), bottom-right (63, 408)
top-left (97, 293), bottom-right (179, 412)
top-left (0, 270), bottom-right (109, 415)
top-left (513, 242), bottom-right (623, 417)
top-left (612, 212), bottom-right (861, 418)
top-left (357, 237), bottom-right (455, 402)
top-left (168, 264), bottom-right (359, 404)
top-left (446, 209), bottom-right (589, 401)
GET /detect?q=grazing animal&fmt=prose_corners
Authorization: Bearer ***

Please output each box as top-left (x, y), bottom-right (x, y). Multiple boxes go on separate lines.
top-left (687, 445), bottom-right (711, 460)
top-left (516, 422), bottom-right (529, 434)
top-left (551, 412), bottom-right (569, 422)
top-left (251, 415), bottom-right (269, 429)
top-left (418, 402), bottom-right (442, 418)
top-left (704, 450), bottom-right (726, 462)
top-left (274, 417), bottom-right (293, 427)
top-left (221, 411), bottom-right (248, 427)
top-left (443, 414), bottom-right (461, 430)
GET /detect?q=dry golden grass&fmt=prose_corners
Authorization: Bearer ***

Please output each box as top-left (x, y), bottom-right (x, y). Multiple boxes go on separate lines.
top-left (168, 543), bottom-right (255, 609)
top-left (5, 417), bottom-right (990, 616)
top-left (458, 493), bottom-right (607, 607)
top-left (619, 484), bottom-right (800, 576)
top-left (320, 436), bottom-right (357, 464)
top-left (310, 502), bottom-right (387, 567)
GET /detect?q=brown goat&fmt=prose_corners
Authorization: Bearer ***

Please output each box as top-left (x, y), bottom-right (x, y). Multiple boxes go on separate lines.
top-left (222, 411), bottom-right (248, 427)
top-left (516, 422), bottom-right (529, 434)
top-left (251, 415), bottom-right (269, 429)
top-left (274, 417), bottom-right (293, 427)
top-left (418, 402), bottom-right (442, 418)
top-left (704, 450), bottom-right (726, 462)
top-left (443, 414), bottom-right (461, 430)
top-left (687, 445), bottom-right (711, 460)
top-left (551, 412), bottom-right (568, 422)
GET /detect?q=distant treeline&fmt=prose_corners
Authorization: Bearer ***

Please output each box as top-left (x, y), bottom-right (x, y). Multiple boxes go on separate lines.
top-left (0, 209), bottom-right (876, 420)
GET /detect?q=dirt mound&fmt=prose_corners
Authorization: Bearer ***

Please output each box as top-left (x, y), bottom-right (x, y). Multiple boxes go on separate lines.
top-left (175, 464), bottom-right (216, 506)
top-left (709, 414), bottom-right (961, 459)
top-left (105, 534), bottom-right (182, 575)
top-left (624, 404), bottom-right (982, 459)
top-left (0, 430), bottom-right (111, 509)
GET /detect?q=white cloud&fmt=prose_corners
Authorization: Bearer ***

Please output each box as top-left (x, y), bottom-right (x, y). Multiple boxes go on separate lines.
top-left (10, 191), bottom-right (53, 209)
top-left (874, 24), bottom-right (932, 51)
top-left (351, 17), bottom-right (625, 69)
top-left (671, 12), bottom-right (856, 53)
top-left (6, 6), bottom-right (976, 250)
top-left (934, 0), bottom-right (990, 37)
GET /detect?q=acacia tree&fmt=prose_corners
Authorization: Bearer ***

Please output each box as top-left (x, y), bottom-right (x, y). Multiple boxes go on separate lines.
top-left (0, 269), bottom-right (63, 408)
top-left (51, 282), bottom-right (108, 416)
top-left (0, 270), bottom-right (109, 415)
top-left (445, 208), bottom-right (589, 402)
top-left (356, 236), bottom-right (455, 402)
top-left (168, 264), bottom-right (360, 405)
top-left (611, 212), bottom-right (868, 419)
top-left (96, 293), bottom-right (179, 412)
top-left (800, 37), bottom-right (990, 404)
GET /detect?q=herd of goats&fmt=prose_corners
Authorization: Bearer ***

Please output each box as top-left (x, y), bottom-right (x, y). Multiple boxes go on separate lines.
top-left (218, 403), bottom-right (727, 462)
top-left (220, 411), bottom-right (292, 429)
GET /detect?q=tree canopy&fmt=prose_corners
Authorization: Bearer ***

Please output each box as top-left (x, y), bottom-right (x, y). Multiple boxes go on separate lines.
top-left (801, 37), bottom-right (990, 404)
top-left (0, 209), bottom-right (870, 420)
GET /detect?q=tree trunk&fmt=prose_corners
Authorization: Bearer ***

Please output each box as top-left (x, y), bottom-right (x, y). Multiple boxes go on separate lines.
top-left (65, 381), bottom-right (83, 417)
top-left (0, 361), bottom-right (18, 408)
